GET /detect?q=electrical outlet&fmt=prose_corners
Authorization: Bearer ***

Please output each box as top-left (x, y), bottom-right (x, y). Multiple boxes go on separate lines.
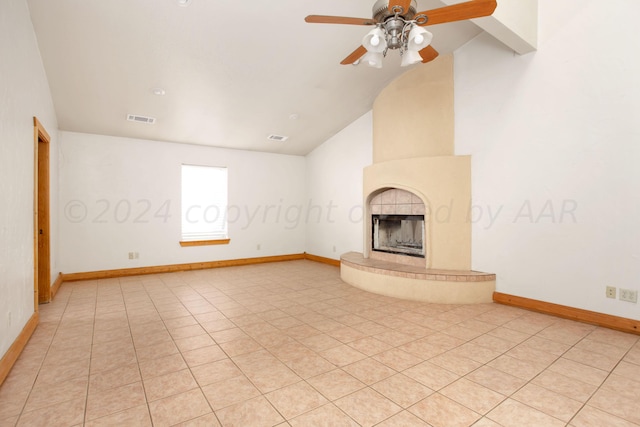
top-left (134, 252), bottom-right (139, 259)
top-left (620, 289), bottom-right (638, 303)
top-left (606, 286), bottom-right (616, 299)
top-left (333, 245), bottom-right (337, 252)
top-left (128, 252), bottom-right (134, 260)
top-left (257, 244), bottom-right (261, 250)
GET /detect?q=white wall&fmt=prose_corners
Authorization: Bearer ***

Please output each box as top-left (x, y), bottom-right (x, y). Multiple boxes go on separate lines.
top-left (454, 1), bottom-right (640, 319)
top-left (0, 0), bottom-right (59, 356)
top-left (59, 132), bottom-right (306, 273)
top-left (305, 112), bottom-right (373, 260)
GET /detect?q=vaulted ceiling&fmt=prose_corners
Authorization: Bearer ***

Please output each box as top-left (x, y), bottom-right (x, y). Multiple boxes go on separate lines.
top-left (27, 0), bottom-right (497, 155)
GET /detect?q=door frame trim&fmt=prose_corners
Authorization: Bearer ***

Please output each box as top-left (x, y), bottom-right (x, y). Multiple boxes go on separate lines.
top-left (33, 117), bottom-right (51, 307)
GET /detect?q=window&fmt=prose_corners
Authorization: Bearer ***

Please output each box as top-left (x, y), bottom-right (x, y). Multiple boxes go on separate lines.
top-left (180, 164), bottom-right (229, 246)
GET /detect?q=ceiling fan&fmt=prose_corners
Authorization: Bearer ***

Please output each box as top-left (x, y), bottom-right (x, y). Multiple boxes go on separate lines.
top-left (305, 0), bottom-right (497, 68)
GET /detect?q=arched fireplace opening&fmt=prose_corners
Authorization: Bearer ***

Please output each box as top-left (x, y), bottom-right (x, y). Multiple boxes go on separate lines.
top-left (368, 188), bottom-right (427, 267)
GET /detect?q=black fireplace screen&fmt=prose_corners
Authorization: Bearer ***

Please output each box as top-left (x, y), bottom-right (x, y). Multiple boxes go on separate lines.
top-left (372, 214), bottom-right (425, 258)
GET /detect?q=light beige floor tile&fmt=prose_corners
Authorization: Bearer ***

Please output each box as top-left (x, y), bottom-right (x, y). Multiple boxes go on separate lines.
top-left (320, 344), bottom-right (367, 367)
top-left (32, 357), bottom-right (90, 386)
top-left (243, 362), bottom-right (302, 393)
top-left (570, 405), bottom-right (638, 427)
top-left (17, 397), bottom-right (85, 427)
top-left (372, 348), bottom-right (424, 371)
top-left (404, 361), bottom-right (460, 391)
top-left (586, 327), bottom-right (639, 350)
top-left (299, 333), bottom-right (343, 352)
top-left (6, 262), bottom-right (640, 427)
top-left (191, 359), bottom-right (243, 387)
top-left (218, 337), bottom-right (263, 357)
top-left (182, 345), bottom-right (227, 367)
top-left (134, 340), bottom-right (179, 362)
top-left (174, 333), bottom-right (215, 353)
top-left (512, 383), bottom-right (582, 422)
top-left (487, 355), bottom-right (546, 381)
top-left (470, 418), bottom-right (502, 427)
top-left (89, 362), bottom-right (141, 392)
top-left (531, 370), bottom-right (597, 402)
top-left (23, 376), bottom-right (88, 413)
top-left (0, 415), bottom-right (19, 426)
top-left (588, 387), bottom-right (640, 424)
top-left (611, 361), bottom-right (640, 382)
top-left (519, 335), bottom-right (571, 356)
top-left (440, 378), bottom-right (505, 414)
top-left (148, 388), bottom-right (212, 427)
top-left (505, 342), bottom-right (560, 366)
top-left (335, 387), bottom-right (402, 427)
top-left (138, 353), bottom-right (187, 379)
top-left (307, 369), bottom-right (366, 401)
top-left (266, 381), bottom-right (328, 419)
top-left (376, 410), bottom-right (432, 426)
top-left (563, 346), bottom-right (621, 372)
top-left (471, 334), bottom-right (517, 353)
top-left (546, 358), bottom-right (608, 387)
top-left (429, 353), bottom-right (482, 376)
top-left (343, 358), bottom-right (396, 385)
top-left (283, 354), bottom-right (336, 379)
top-left (372, 373), bottom-right (434, 408)
top-left (216, 396), bottom-right (285, 426)
top-left (84, 404), bottom-right (152, 427)
top-left (201, 375), bottom-right (261, 410)
top-left (464, 365), bottom-right (527, 396)
top-left (85, 381), bottom-right (147, 421)
top-left (347, 336), bottom-right (393, 356)
top-left (487, 399), bottom-right (566, 427)
top-left (409, 393), bottom-right (480, 427)
top-left (289, 403), bottom-right (359, 427)
top-left (143, 368), bottom-right (198, 402)
top-left (171, 412), bottom-right (221, 427)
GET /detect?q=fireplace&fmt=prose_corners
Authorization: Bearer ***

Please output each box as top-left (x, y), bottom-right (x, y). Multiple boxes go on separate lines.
top-left (368, 188), bottom-right (427, 267)
top-left (372, 214), bottom-right (425, 258)
top-left (340, 58), bottom-right (495, 304)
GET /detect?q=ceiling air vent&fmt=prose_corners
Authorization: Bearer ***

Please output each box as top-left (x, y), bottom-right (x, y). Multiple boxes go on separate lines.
top-left (127, 114), bottom-right (156, 124)
top-left (267, 134), bottom-right (288, 142)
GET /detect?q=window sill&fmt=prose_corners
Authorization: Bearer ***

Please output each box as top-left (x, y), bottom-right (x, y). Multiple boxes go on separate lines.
top-left (179, 239), bottom-right (230, 247)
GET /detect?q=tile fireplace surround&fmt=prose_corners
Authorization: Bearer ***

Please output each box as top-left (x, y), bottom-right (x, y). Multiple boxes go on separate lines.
top-left (340, 54), bottom-right (495, 304)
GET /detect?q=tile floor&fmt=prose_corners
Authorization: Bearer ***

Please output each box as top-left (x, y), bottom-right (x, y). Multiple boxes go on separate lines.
top-left (1, 260), bottom-right (639, 426)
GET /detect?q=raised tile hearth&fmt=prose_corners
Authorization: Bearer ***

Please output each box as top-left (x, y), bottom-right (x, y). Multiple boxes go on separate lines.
top-left (341, 252), bottom-right (495, 304)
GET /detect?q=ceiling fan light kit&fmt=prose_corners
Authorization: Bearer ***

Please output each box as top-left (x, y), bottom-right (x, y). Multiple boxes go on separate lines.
top-left (305, 0), bottom-right (497, 68)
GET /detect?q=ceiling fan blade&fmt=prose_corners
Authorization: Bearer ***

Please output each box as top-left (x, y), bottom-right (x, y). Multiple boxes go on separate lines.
top-left (415, 0), bottom-right (497, 26)
top-left (305, 15), bottom-right (377, 26)
top-left (419, 45), bottom-right (439, 63)
top-left (341, 46), bottom-right (368, 65)
top-left (388, 0), bottom-right (412, 14)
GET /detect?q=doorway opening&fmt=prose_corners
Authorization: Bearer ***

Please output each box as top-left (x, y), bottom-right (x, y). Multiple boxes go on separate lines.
top-left (34, 117), bottom-right (51, 307)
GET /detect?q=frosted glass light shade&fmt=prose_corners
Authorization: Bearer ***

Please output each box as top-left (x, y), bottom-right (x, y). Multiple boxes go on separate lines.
top-left (401, 49), bottom-right (423, 67)
top-left (406, 25), bottom-right (432, 51)
top-left (363, 27), bottom-right (387, 53)
top-left (362, 51), bottom-right (384, 68)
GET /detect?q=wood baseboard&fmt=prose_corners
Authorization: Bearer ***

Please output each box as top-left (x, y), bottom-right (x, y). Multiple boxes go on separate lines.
top-left (0, 312), bottom-right (39, 386)
top-left (304, 253), bottom-right (340, 267)
top-left (493, 292), bottom-right (640, 335)
top-left (51, 272), bottom-right (63, 299)
top-left (61, 253), bottom-right (307, 282)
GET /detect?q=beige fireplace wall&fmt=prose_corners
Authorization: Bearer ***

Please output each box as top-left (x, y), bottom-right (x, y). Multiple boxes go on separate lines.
top-left (373, 54), bottom-right (455, 162)
top-left (365, 54), bottom-right (472, 271)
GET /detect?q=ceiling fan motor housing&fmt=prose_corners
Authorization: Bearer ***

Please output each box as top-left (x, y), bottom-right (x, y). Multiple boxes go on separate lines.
top-left (372, 0), bottom-right (417, 22)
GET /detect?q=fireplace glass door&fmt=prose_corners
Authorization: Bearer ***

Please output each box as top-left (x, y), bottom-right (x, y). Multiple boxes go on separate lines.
top-left (372, 215), bottom-right (425, 258)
